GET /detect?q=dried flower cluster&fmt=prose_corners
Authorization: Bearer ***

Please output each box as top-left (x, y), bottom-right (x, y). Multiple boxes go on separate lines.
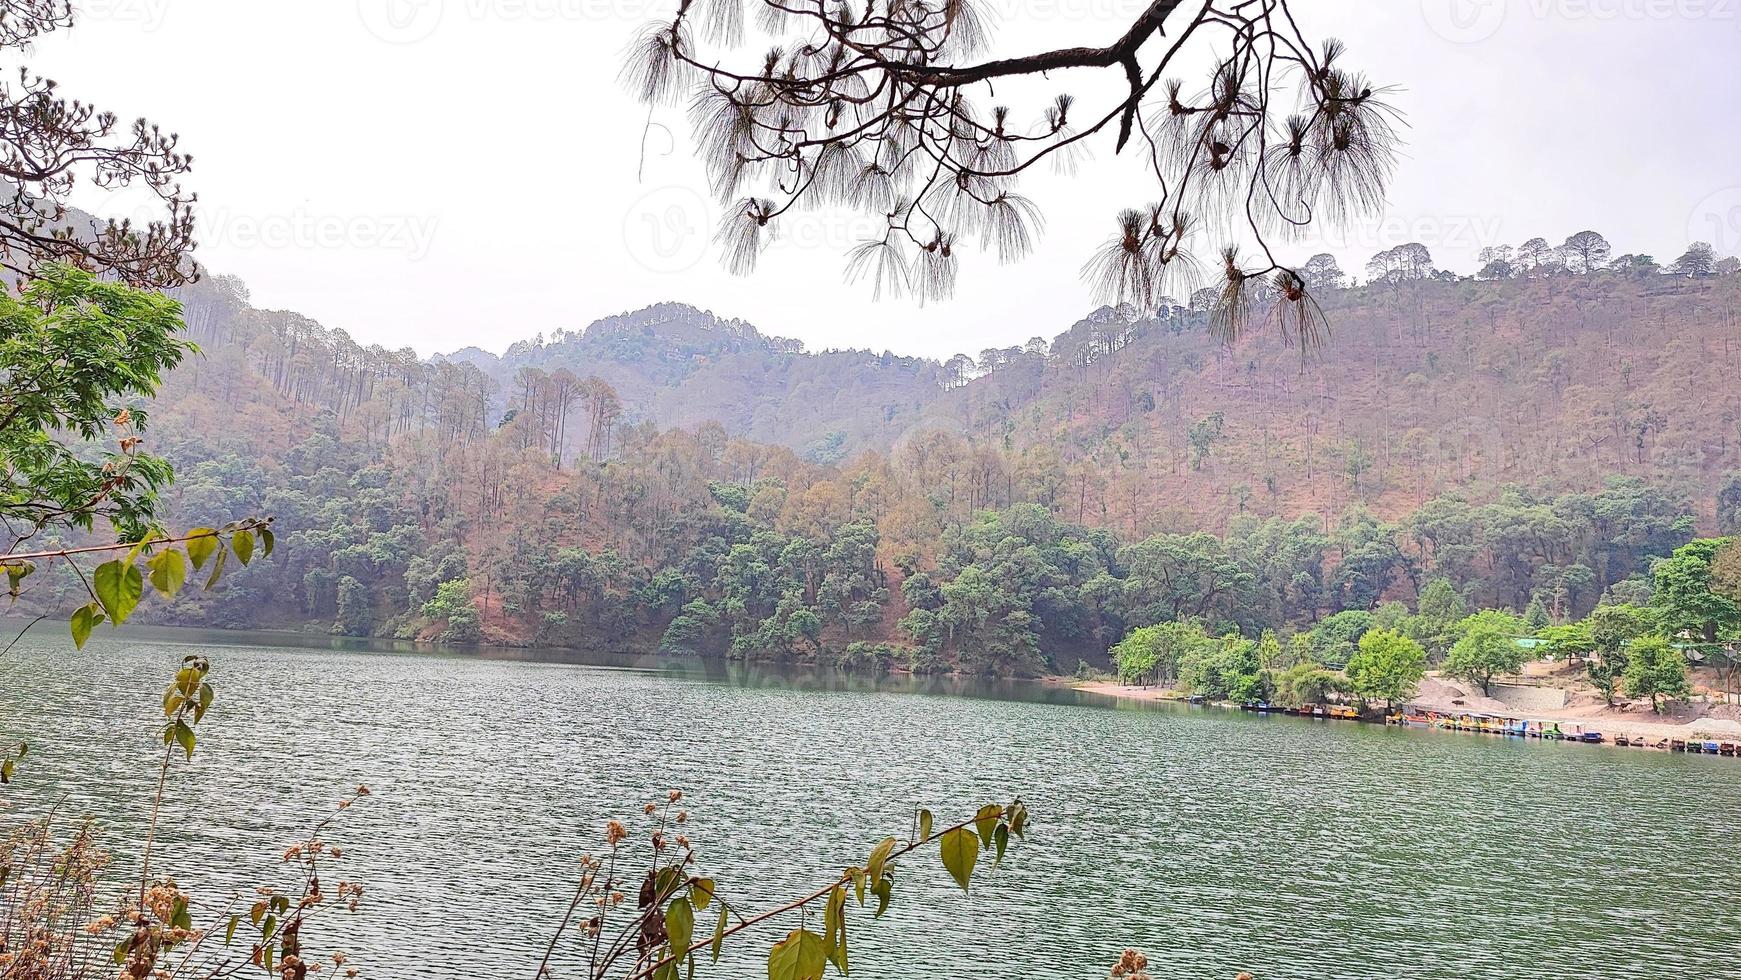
top-left (0, 667), bottom-right (372, 980)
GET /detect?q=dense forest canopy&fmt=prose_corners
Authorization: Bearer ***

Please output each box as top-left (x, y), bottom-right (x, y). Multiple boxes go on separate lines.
top-left (9, 237), bottom-right (1736, 678)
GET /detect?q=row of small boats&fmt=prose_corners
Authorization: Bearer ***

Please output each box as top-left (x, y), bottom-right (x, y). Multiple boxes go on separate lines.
top-left (1227, 701), bottom-right (1741, 756)
top-left (1236, 701), bottom-right (1360, 720)
top-left (1389, 709), bottom-right (1739, 755)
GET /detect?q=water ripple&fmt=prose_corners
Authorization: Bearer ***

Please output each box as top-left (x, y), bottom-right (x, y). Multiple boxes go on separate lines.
top-left (1, 629), bottom-right (1737, 980)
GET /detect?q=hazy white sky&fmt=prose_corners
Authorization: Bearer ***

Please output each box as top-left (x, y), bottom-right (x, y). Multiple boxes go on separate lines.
top-left (30, 0), bottom-right (1741, 359)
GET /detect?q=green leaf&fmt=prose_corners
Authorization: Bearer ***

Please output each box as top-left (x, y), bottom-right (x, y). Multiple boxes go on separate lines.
top-left (147, 549), bottom-right (188, 598)
top-left (847, 866), bottom-right (865, 906)
top-left (824, 885), bottom-right (849, 974)
top-left (205, 546), bottom-right (228, 589)
top-left (185, 529), bottom-right (219, 570)
top-left (125, 532), bottom-right (158, 566)
top-left (939, 827), bottom-right (978, 892)
top-left (869, 875), bottom-right (892, 918)
top-left (173, 719), bottom-right (196, 760)
top-left (225, 914), bottom-right (240, 945)
top-left (865, 836), bottom-right (896, 886)
top-left (767, 929), bottom-right (827, 980)
top-left (259, 527), bottom-right (276, 558)
top-left (690, 877), bottom-right (715, 912)
top-left (709, 905), bottom-right (728, 963)
top-left (1008, 800), bottom-right (1028, 839)
top-left (994, 823), bottom-right (1009, 865)
top-left (2, 758), bottom-right (13, 783)
top-left (917, 808), bottom-right (934, 844)
top-left (666, 897), bottom-right (694, 958)
top-left (70, 603), bottom-right (103, 649)
top-left (4, 560), bottom-right (33, 599)
top-left (232, 529), bottom-right (255, 565)
top-left (822, 885), bottom-right (843, 951)
top-left (655, 865), bottom-right (685, 900)
top-left (973, 803), bottom-right (1002, 850)
top-left (94, 559), bottom-right (143, 625)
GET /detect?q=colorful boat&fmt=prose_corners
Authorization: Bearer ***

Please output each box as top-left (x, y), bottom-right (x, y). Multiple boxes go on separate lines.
top-left (1671, 739), bottom-right (1688, 752)
top-left (1328, 705), bottom-right (1359, 721)
top-left (1580, 732), bottom-right (1605, 744)
top-left (1723, 743), bottom-right (1738, 757)
top-left (1706, 741), bottom-right (1724, 754)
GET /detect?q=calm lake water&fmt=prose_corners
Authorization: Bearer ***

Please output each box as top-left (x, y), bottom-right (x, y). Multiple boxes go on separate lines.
top-left (2, 625), bottom-right (1738, 980)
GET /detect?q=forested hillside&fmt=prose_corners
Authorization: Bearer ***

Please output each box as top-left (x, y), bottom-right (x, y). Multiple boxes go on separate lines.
top-left (431, 266), bottom-right (1741, 534)
top-left (931, 272), bottom-right (1741, 531)
top-left (22, 256), bottom-right (1741, 675)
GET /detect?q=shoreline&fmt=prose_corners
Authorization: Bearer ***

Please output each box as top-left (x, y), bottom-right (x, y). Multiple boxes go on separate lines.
top-left (34, 619), bottom-right (1741, 752)
top-left (1073, 679), bottom-right (1741, 751)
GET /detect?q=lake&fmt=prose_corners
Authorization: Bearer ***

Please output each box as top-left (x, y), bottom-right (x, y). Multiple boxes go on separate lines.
top-left (2, 625), bottom-right (1737, 980)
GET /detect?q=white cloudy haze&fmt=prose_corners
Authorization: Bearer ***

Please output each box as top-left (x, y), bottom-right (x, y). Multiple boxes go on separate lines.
top-left (29, 0), bottom-right (1741, 360)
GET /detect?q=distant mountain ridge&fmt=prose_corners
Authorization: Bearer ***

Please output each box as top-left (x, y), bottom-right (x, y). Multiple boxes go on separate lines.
top-left (435, 271), bottom-right (1741, 527)
top-left (434, 301), bottom-right (950, 461)
top-left (161, 260), bottom-right (1741, 527)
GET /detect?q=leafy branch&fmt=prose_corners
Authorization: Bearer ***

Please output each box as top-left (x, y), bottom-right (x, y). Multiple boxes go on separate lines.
top-left (0, 517), bottom-right (274, 648)
top-left (538, 794), bottom-right (1029, 980)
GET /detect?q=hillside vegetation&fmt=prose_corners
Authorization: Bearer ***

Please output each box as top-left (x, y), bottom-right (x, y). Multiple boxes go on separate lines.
top-left (436, 272), bottom-right (1741, 535)
top-left (21, 261), bottom-right (1741, 675)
